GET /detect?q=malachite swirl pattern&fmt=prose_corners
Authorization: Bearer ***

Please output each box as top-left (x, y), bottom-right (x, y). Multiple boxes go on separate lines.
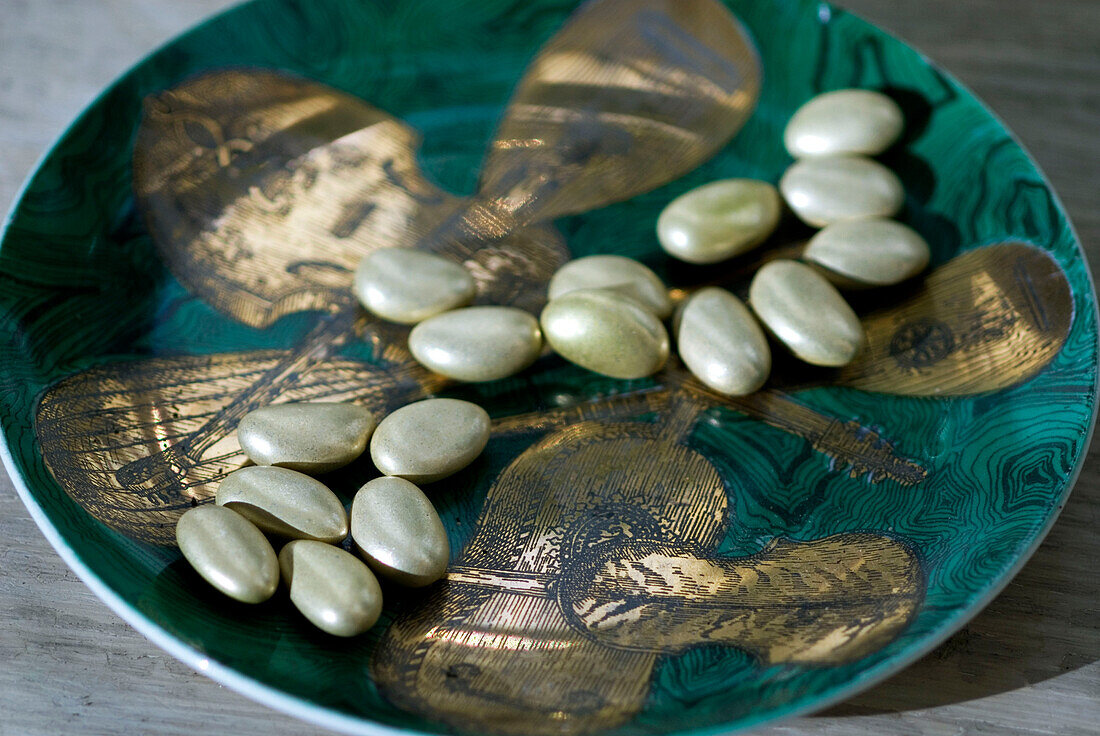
top-left (0, 1), bottom-right (1095, 735)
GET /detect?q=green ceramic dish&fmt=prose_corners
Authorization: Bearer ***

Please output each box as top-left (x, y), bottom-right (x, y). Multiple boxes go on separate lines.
top-left (1, 1), bottom-right (1095, 735)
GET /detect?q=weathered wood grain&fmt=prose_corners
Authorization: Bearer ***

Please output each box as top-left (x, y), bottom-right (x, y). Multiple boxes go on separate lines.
top-left (0, 1), bottom-right (1096, 734)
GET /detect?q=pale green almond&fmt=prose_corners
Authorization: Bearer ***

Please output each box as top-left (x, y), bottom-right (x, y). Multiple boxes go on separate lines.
top-left (370, 398), bottom-right (490, 484)
top-left (350, 476), bottom-right (449, 587)
top-left (803, 218), bottom-right (931, 287)
top-left (784, 89), bottom-right (904, 158)
top-left (176, 504), bottom-right (279, 604)
top-left (779, 155), bottom-right (904, 227)
top-left (547, 255), bottom-right (672, 318)
top-left (657, 179), bottom-right (781, 264)
top-left (279, 540), bottom-right (383, 636)
top-left (237, 402), bottom-right (375, 474)
top-left (216, 465), bottom-right (348, 544)
top-left (677, 287), bottom-right (771, 396)
top-left (749, 260), bottom-right (865, 367)
top-left (409, 306), bottom-right (542, 382)
top-left (541, 289), bottom-right (669, 379)
top-left (353, 247), bottom-right (475, 324)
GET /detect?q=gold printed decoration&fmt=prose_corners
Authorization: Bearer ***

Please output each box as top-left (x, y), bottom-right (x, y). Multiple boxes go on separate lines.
top-left (35, 354), bottom-right (436, 539)
top-left (560, 532), bottom-right (922, 664)
top-left (134, 71), bottom-right (446, 327)
top-left (478, 0), bottom-right (760, 222)
top-left (707, 385), bottom-right (929, 485)
top-left (396, 0), bottom-right (764, 272)
top-left (133, 68), bottom-right (571, 334)
top-left (78, 66), bottom-right (570, 533)
top-left (374, 415), bottom-right (724, 736)
top-left (374, 396), bottom-right (923, 735)
top-left (838, 242), bottom-right (1073, 395)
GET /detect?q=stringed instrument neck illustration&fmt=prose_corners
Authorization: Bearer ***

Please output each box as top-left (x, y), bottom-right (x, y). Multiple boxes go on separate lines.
top-left (111, 306), bottom-right (365, 496)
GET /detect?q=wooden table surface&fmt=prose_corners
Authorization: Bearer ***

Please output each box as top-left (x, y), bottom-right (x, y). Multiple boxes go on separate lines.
top-left (1, 1), bottom-right (1097, 734)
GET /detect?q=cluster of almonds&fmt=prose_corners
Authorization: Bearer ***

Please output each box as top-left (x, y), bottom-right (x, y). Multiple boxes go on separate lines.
top-left (647, 88), bottom-right (931, 393)
top-left (176, 397), bottom-right (489, 636)
top-left (355, 88), bottom-right (930, 396)
top-left (776, 88), bottom-right (930, 292)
